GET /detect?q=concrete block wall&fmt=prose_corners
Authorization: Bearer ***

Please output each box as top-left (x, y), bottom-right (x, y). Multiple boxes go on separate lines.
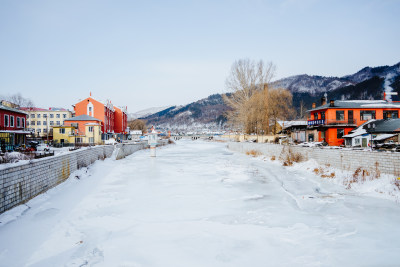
top-left (228, 142), bottom-right (400, 177)
top-left (0, 145), bottom-right (114, 214)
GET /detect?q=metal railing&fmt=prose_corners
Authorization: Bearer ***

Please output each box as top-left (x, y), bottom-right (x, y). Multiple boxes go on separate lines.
top-left (307, 119), bottom-right (357, 126)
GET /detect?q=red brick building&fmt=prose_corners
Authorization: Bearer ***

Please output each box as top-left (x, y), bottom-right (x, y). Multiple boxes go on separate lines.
top-left (73, 95), bottom-right (128, 140)
top-left (0, 103), bottom-right (29, 151)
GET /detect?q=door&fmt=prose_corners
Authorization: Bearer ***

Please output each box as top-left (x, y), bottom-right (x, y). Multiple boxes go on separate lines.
top-left (348, 110), bottom-right (354, 124)
top-left (362, 138), bottom-right (367, 147)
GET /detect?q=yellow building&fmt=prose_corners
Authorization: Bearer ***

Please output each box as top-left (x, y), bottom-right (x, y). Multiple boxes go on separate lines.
top-left (53, 115), bottom-right (103, 145)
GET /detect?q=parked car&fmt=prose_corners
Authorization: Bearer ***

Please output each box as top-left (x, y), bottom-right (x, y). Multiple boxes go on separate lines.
top-left (36, 143), bottom-right (50, 152)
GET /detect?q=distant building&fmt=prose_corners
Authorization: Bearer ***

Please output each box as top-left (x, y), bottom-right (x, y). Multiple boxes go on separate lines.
top-left (0, 104), bottom-right (29, 151)
top-left (73, 95), bottom-right (128, 140)
top-left (53, 115), bottom-right (102, 145)
top-left (20, 107), bottom-right (72, 138)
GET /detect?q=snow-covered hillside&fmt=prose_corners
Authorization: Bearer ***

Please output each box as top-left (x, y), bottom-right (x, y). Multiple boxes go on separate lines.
top-left (128, 106), bottom-right (173, 120)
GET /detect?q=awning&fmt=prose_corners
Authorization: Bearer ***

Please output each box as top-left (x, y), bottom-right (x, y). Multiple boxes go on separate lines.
top-left (0, 130), bottom-right (32, 134)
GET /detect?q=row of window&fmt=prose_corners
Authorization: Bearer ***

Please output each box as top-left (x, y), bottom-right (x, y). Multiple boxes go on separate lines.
top-left (313, 110), bottom-right (399, 121)
top-left (27, 121), bottom-right (61, 126)
top-left (3, 115), bottom-right (25, 128)
top-left (58, 126), bottom-right (95, 134)
top-left (28, 113), bottom-right (67, 119)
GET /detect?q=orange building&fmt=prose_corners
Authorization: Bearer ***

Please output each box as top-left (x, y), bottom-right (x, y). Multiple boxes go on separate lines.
top-left (113, 106), bottom-right (128, 134)
top-left (308, 99), bottom-right (400, 146)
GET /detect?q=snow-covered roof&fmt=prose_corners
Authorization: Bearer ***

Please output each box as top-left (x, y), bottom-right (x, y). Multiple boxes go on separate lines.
top-left (65, 114), bottom-right (102, 122)
top-left (309, 100), bottom-right (400, 112)
top-left (343, 119), bottom-right (376, 138)
top-left (373, 134), bottom-right (396, 141)
top-left (278, 120), bottom-right (307, 129)
top-left (0, 105), bottom-right (28, 115)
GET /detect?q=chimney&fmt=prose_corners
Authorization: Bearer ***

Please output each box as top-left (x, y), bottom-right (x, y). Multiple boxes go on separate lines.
top-left (321, 92), bottom-right (327, 106)
top-left (312, 102), bottom-right (316, 109)
top-left (329, 100), bottom-right (335, 107)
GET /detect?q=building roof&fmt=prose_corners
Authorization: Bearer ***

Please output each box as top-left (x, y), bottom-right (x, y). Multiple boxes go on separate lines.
top-left (0, 104), bottom-right (27, 115)
top-left (278, 120), bottom-right (307, 129)
top-left (367, 119), bottom-right (400, 133)
top-left (64, 114), bottom-right (102, 122)
top-left (309, 100), bottom-right (400, 112)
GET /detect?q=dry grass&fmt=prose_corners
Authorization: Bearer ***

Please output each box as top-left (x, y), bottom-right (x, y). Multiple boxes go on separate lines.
top-left (246, 150), bottom-right (262, 157)
top-left (393, 178), bottom-right (400, 190)
top-left (313, 167), bottom-right (334, 178)
top-left (282, 150), bottom-right (303, 166)
top-left (271, 155), bottom-right (276, 161)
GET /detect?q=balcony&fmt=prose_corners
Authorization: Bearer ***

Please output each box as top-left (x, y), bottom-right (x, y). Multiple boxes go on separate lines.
top-left (307, 119), bottom-right (357, 127)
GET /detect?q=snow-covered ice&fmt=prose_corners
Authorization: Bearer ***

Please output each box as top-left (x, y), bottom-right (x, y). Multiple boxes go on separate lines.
top-left (1, 140), bottom-right (400, 266)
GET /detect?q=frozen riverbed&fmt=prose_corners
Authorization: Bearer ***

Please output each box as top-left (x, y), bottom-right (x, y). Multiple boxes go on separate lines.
top-left (1, 140), bottom-right (400, 266)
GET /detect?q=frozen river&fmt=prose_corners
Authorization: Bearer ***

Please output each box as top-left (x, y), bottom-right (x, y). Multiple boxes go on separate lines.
top-left (1, 140), bottom-right (400, 266)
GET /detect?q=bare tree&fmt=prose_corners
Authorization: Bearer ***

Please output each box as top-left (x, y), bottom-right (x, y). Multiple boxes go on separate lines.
top-left (128, 119), bottom-right (147, 133)
top-left (3, 93), bottom-right (34, 109)
top-left (223, 59), bottom-right (275, 132)
top-left (268, 89), bottom-right (295, 134)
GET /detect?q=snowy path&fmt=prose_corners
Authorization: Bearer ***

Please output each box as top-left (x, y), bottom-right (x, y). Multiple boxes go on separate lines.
top-left (1, 140), bottom-right (400, 266)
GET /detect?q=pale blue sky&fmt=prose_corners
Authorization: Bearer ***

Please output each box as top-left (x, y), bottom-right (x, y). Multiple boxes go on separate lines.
top-left (0, 0), bottom-right (399, 112)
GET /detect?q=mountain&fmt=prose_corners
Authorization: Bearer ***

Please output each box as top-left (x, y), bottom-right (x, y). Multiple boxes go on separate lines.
top-left (141, 94), bottom-right (230, 132)
top-left (129, 106), bottom-right (173, 120)
top-left (274, 62), bottom-right (400, 111)
top-left (141, 62), bottom-right (400, 131)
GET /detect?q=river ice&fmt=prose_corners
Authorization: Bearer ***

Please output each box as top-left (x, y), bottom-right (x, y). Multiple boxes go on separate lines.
top-left (1, 140), bottom-right (400, 266)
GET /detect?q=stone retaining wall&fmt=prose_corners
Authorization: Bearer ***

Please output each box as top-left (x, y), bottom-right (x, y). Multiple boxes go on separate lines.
top-left (0, 146), bottom-right (115, 213)
top-left (228, 142), bottom-right (400, 177)
top-left (0, 140), bottom-right (171, 214)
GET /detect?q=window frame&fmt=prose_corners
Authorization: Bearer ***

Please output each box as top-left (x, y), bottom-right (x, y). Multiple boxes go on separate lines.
top-left (337, 128), bottom-right (344, 139)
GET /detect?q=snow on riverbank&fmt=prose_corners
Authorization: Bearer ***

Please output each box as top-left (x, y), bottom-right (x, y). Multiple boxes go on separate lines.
top-left (248, 153), bottom-right (400, 203)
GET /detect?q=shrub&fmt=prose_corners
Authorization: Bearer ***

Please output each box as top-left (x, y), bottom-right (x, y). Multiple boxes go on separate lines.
top-left (246, 150), bottom-right (261, 157)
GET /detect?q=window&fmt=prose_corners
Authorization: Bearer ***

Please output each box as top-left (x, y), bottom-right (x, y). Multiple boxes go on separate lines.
top-left (321, 111), bottom-right (325, 120)
top-left (63, 114), bottom-right (66, 118)
top-left (337, 129), bottom-right (344, 139)
top-left (56, 121), bottom-right (60, 125)
top-left (37, 121), bottom-right (41, 126)
top-left (4, 115), bottom-right (9, 127)
top-left (59, 128), bottom-right (65, 134)
top-left (383, 111), bottom-right (399, 119)
top-left (88, 126), bottom-right (94, 132)
top-left (27, 121), bottom-right (30, 126)
top-left (56, 114), bottom-right (60, 118)
top-left (89, 107), bottom-right (92, 112)
top-left (37, 114), bottom-right (41, 118)
top-left (43, 121), bottom-right (47, 126)
top-left (76, 137), bottom-right (83, 143)
top-left (10, 116), bottom-right (14, 127)
top-left (22, 118), bottom-right (25, 128)
top-left (31, 121), bottom-right (35, 126)
top-left (355, 138), bottom-right (360, 145)
top-left (89, 137), bottom-right (94, 143)
top-left (43, 114), bottom-right (47, 118)
top-left (31, 114), bottom-right (35, 118)
top-left (50, 114), bottom-right (54, 118)
top-left (336, 111), bottom-right (344, 121)
top-left (17, 117), bottom-right (21, 127)
top-left (360, 110), bottom-right (376, 121)
top-left (37, 129), bottom-right (41, 133)
top-left (50, 121), bottom-right (54, 126)
top-left (43, 128), bottom-right (47, 133)
top-left (313, 113), bottom-right (318, 120)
